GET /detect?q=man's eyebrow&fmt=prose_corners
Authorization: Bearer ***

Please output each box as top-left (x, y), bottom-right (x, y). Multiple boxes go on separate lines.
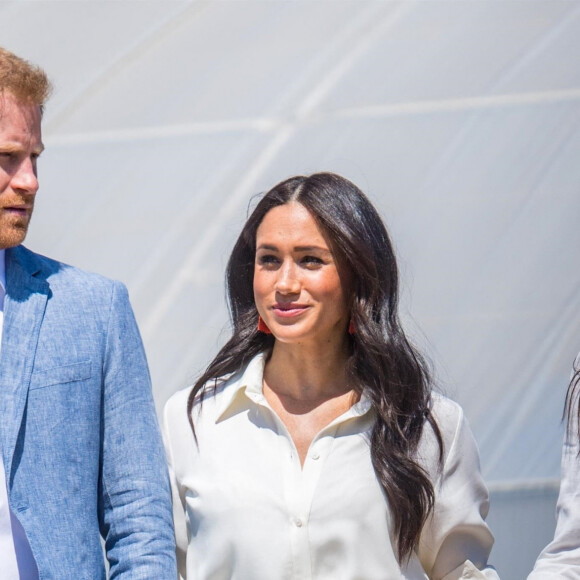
top-left (0, 143), bottom-right (21, 152)
top-left (0, 142), bottom-right (45, 154)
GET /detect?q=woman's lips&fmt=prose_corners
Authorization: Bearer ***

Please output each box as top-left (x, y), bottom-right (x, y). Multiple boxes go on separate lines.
top-left (271, 304), bottom-right (309, 318)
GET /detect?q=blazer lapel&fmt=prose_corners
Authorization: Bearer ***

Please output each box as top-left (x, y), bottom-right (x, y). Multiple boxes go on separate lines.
top-left (0, 246), bottom-right (49, 480)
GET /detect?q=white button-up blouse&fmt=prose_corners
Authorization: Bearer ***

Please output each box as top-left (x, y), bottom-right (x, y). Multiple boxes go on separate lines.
top-left (163, 353), bottom-right (499, 580)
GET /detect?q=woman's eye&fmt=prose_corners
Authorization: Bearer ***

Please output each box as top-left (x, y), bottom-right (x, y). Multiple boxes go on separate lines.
top-left (257, 254), bottom-right (280, 266)
top-left (301, 255), bottom-right (324, 266)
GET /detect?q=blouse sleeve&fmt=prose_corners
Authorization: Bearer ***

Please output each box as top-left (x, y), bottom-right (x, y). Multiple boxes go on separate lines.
top-left (527, 402), bottom-right (580, 578)
top-left (417, 400), bottom-right (500, 580)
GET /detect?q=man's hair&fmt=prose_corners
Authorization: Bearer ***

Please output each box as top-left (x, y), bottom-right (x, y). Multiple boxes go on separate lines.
top-left (0, 46), bottom-right (52, 110)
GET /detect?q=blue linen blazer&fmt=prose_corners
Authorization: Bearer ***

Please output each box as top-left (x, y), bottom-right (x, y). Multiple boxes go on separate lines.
top-left (0, 245), bottom-right (177, 579)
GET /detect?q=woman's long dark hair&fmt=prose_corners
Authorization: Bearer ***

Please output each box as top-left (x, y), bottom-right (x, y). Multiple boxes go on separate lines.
top-left (187, 172), bottom-right (443, 562)
top-left (564, 357), bottom-right (580, 445)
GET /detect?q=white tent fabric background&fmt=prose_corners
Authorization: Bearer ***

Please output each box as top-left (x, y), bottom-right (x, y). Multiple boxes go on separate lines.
top-left (2, 1), bottom-right (580, 577)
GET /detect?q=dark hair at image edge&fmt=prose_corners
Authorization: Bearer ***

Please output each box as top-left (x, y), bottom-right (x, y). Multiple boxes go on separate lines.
top-left (187, 172), bottom-right (444, 562)
top-left (564, 356), bottom-right (580, 447)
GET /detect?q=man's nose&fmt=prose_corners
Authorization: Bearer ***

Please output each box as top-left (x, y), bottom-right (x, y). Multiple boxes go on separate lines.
top-left (11, 158), bottom-right (39, 194)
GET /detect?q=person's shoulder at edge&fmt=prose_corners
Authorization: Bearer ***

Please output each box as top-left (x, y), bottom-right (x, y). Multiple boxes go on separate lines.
top-left (527, 354), bottom-right (580, 580)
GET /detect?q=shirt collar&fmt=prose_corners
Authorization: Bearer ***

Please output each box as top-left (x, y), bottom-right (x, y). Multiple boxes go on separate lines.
top-left (0, 249), bottom-right (5, 294)
top-left (215, 353), bottom-right (266, 423)
top-left (215, 352), bottom-right (372, 423)
top-left (0, 249), bottom-right (6, 312)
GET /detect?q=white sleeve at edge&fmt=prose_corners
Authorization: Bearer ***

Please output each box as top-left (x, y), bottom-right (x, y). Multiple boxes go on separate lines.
top-left (528, 407), bottom-right (580, 579)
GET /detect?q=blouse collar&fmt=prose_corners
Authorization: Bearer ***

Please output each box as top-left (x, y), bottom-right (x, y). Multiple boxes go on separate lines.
top-left (215, 352), bottom-right (372, 423)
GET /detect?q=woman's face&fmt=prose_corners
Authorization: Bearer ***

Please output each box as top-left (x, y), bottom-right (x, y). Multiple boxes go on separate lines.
top-left (254, 202), bottom-right (350, 346)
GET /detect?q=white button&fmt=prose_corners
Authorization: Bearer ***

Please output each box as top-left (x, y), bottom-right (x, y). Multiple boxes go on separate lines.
top-left (311, 452), bottom-right (320, 460)
top-left (295, 518), bottom-right (303, 528)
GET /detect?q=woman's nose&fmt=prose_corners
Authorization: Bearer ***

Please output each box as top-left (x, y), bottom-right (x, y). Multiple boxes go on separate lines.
top-left (275, 260), bottom-right (300, 294)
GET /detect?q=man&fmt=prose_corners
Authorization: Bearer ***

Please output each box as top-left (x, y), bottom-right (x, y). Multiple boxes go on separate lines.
top-left (0, 47), bottom-right (176, 578)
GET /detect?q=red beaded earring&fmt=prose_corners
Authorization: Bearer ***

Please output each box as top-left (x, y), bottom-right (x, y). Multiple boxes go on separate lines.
top-left (257, 316), bottom-right (272, 334)
top-left (348, 319), bottom-right (355, 335)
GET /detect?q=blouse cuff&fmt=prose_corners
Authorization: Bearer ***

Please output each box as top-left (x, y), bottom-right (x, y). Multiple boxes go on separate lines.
top-left (441, 560), bottom-right (500, 580)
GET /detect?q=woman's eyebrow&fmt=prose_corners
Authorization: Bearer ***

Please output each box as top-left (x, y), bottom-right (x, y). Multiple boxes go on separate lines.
top-left (256, 244), bottom-right (331, 253)
top-left (294, 245), bottom-right (331, 253)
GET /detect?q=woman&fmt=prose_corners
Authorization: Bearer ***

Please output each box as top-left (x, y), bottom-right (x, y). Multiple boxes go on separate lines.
top-left (528, 357), bottom-right (580, 578)
top-left (164, 172), bottom-right (499, 579)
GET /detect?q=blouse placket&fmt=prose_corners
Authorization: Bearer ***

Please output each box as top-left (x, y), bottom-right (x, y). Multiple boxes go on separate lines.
top-left (245, 388), bottom-right (372, 580)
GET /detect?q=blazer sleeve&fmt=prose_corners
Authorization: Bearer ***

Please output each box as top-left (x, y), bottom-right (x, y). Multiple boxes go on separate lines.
top-left (528, 404), bottom-right (580, 578)
top-left (417, 400), bottom-right (500, 580)
top-left (98, 281), bottom-right (177, 578)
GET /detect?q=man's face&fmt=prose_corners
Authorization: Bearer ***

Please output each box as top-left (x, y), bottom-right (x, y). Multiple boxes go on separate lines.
top-left (0, 91), bottom-right (43, 249)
